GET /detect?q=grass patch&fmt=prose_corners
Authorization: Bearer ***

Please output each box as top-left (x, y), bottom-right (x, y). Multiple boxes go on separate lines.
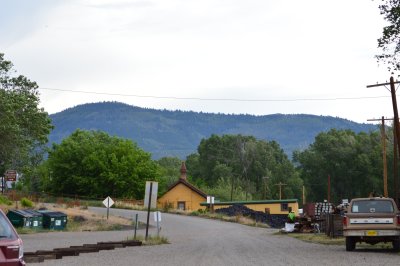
top-left (13, 203), bottom-right (136, 233)
top-left (15, 218), bottom-right (129, 234)
top-left (16, 227), bottom-right (48, 234)
top-left (129, 235), bottom-right (169, 245)
top-left (282, 233), bottom-right (395, 250)
top-left (0, 195), bottom-right (12, 206)
top-left (113, 203), bottom-right (150, 211)
top-left (187, 211), bottom-right (269, 228)
top-left (0, 197), bottom-right (140, 234)
top-left (284, 233), bottom-right (345, 245)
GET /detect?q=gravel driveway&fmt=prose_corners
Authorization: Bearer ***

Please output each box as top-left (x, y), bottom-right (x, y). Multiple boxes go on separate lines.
top-left (22, 207), bottom-right (400, 266)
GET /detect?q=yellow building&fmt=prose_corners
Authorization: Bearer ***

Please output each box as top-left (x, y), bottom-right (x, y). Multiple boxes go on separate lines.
top-left (157, 162), bottom-right (299, 215)
top-left (158, 162), bottom-right (207, 211)
top-left (200, 199), bottom-right (299, 215)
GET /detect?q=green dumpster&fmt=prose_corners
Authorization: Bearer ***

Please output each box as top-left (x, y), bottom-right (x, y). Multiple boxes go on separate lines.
top-left (6, 210), bottom-right (34, 228)
top-left (23, 210), bottom-right (43, 229)
top-left (38, 211), bottom-right (67, 230)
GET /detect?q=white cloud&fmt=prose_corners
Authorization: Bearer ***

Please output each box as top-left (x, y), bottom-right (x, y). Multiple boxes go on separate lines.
top-left (1, 0), bottom-right (394, 122)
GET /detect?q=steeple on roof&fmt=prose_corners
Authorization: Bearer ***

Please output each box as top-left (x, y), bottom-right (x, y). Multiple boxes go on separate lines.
top-left (180, 161), bottom-right (187, 180)
top-left (159, 161), bottom-right (207, 200)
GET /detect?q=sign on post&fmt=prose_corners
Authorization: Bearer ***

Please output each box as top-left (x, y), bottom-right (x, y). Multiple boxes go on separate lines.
top-left (154, 211), bottom-right (161, 237)
top-left (154, 211), bottom-right (161, 222)
top-left (5, 170), bottom-right (17, 182)
top-left (103, 196), bottom-right (114, 220)
top-left (102, 196), bottom-right (115, 208)
top-left (207, 196), bottom-right (215, 213)
top-left (207, 196), bottom-right (215, 204)
top-left (144, 181), bottom-right (158, 240)
top-left (144, 181), bottom-right (158, 209)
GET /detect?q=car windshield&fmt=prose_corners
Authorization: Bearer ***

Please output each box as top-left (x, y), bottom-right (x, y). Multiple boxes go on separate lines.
top-left (0, 214), bottom-right (17, 240)
top-left (351, 200), bottom-right (394, 213)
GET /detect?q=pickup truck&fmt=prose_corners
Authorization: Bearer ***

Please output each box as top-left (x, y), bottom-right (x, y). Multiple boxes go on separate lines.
top-left (343, 197), bottom-right (400, 251)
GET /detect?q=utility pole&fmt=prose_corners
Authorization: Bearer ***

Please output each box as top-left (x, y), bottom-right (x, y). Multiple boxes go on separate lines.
top-left (367, 77), bottom-right (400, 160)
top-left (367, 77), bottom-right (400, 203)
top-left (262, 176), bottom-right (269, 199)
top-left (328, 175), bottom-right (331, 203)
top-left (274, 182), bottom-right (287, 200)
top-left (394, 125), bottom-right (399, 204)
top-left (367, 116), bottom-right (392, 197)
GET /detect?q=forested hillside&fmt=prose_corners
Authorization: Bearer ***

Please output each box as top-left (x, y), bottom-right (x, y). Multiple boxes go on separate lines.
top-left (49, 102), bottom-right (377, 159)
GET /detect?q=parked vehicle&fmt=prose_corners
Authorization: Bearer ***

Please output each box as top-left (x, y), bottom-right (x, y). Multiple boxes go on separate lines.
top-left (343, 197), bottom-right (400, 251)
top-left (0, 209), bottom-right (25, 265)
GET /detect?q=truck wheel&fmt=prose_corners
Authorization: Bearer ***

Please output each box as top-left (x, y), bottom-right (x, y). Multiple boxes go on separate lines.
top-left (393, 238), bottom-right (400, 252)
top-left (346, 237), bottom-right (355, 251)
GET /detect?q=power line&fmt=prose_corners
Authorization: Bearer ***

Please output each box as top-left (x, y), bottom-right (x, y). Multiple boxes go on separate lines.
top-left (38, 87), bottom-right (391, 103)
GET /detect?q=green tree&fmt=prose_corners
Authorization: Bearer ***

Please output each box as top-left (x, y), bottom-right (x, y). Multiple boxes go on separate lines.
top-left (46, 129), bottom-right (158, 199)
top-left (156, 156), bottom-right (182, 195)
top-left (188, 134), bottom-right (301, 201)
top-left (294, 129), bottom-right (382, 203)
top-left (376, 1), bottom-right (400, 70)
top-left (0, 53), bottom-right (52, 185)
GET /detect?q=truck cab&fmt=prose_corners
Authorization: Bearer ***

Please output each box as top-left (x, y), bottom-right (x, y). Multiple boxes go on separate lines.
top-left (343, 197), bottom-right (400, 251)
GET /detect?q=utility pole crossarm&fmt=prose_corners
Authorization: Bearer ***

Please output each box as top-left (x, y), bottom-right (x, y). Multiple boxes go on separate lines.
top-left (366, 77), bottom-right (400, 151)
top-left (367, 118), bottom-right (394, 122)
top-left (366, 81), bottom-right (400, 88)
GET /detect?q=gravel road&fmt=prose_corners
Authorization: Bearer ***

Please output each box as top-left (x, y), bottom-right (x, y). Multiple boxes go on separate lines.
top-left (22, 207), bottom-right (400, 266)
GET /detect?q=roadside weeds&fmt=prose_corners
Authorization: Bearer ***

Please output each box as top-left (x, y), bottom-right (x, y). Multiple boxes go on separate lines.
top-left (281, 233), bottom-right (397, 251)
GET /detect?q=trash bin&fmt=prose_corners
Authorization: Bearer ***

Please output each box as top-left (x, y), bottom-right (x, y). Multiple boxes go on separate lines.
top-left (23, 209), bottom-right (43, 229)
top-left (38, 211), bottom-right (67, 230)
top-left (6, 210), bottom-right (34, 228)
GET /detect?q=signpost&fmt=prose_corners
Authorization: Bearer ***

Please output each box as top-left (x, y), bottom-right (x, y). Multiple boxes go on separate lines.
top-left (134, 213), bottom-right (139, 239)
top-left (102, 196), bottom-right (114, 220)
top-left (207, 196), bottom-right (215, 213)
top-left (144, 181), bottom-right (158, 240)
top-left (154, 211), bottom-right (161, 236)
top-left (144, 181), bottom-right (158, 209)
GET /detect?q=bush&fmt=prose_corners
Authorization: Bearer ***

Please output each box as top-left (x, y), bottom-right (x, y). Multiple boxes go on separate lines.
top-left (197, 208), bottom-right (207, 214)
top-left (20, 197), bottom-right (34, 208)
top-left (130, 235), bottom-right (169, 245)
top-left (162, 202), bottom-right (173, 212)
top-left (189, 211), bottom-right (200, 216)
top-left (0, 195), bottom-right (12, 206)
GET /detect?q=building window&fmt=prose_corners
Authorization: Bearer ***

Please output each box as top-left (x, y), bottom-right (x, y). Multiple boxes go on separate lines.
top-left (281, 203), bottom-right (288, 211)
top-left (177, 201), bottom-right (186, 210)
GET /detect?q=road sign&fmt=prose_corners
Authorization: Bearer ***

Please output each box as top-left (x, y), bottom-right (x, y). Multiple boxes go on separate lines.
top-left (207, 196), bottom-right (214, 204)
top-left (5, 170), bottom-right (17, 182)
top-left (144, 181), bottom-right (158, 240)
top-left (154, 211), bottom-right (161, 222)
top-left (102, 196), bottom-right (114, 208)
top-left (144, 181), bottom-right (158, 209)
top-left (154, 211), bottom-right (162, 237)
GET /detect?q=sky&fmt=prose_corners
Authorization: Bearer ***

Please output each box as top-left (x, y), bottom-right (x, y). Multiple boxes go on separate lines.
top-left (0, 0), bottom-right (396, 123)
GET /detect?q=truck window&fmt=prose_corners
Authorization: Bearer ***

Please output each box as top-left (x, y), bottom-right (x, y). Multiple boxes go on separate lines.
top-left (351, 200), bottom-right (394, 213)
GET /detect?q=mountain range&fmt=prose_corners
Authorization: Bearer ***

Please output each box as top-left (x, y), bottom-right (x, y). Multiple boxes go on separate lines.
top-left (48, 102), bottom-right (377, 159)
